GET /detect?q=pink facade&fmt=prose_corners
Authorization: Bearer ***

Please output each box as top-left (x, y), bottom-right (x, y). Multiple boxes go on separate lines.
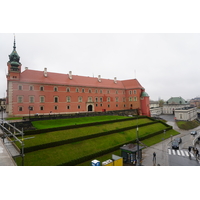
top-left (6, 40), bottom-right (150, 117)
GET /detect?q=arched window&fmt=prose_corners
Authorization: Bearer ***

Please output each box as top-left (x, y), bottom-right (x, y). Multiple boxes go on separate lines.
top-left (54, 96), bottom-right (58, 103)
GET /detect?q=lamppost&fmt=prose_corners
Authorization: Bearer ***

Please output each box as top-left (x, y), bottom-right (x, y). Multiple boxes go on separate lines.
top-left (136, 126), bottom-right (140, 166)
top-left (1, 106), bottom-right (3, 125)
top-left (136, 116), bottom-right (141, 166)
top-left (28, 106), bottom-right (32, 121)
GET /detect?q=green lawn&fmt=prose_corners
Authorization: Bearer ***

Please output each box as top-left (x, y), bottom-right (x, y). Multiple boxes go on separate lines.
top-left (31, 115), bottom-right (130, 129)
top-left (77, 129), bottom-right (179, 166)
top-left (176, 120), bottom-right (200, 130)
top-left (16, 121), bottom-right (170, 166)
top-left (20, 118), bottom-right (152, 149)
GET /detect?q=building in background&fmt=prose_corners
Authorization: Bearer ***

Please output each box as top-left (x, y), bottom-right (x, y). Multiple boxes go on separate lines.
top-left (190, 97), bottom-right (200, 108)
top-left (6, 38), bottom-right (150, 117)
top-left (150, 100), bottom-right (162, 117)
top-left (162, 97), bottom-right (190, 114)
top-left (0, 98), bottom-right (6, 111)
top-left (174, 107), bottom-right (197, 121)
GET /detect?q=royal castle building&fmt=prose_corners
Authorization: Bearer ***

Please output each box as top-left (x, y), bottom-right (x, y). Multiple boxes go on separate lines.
top-left (6, 39), bottom-right (150, 117)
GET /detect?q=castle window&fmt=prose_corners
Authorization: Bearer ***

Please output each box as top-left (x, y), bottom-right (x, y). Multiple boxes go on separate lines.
top-left (95, 89), bottom-right (98, 93)
top-left (116, 90), bottom-right (118, 94)
top-left (100, 97), bottom-right (103, 102)
top-left (66, 87), bottom-right (70, 92)
top-left (107, 97), bottom-right (110, 102)
top-left (115, 97), bottom-right (119, 102)
top-left (18, 85), bottom-right (22, 90)
top-left (78, 105), bottom-right (81, 109)
top-left (40, 86), bottom-right (44, 91)
top-left (89, 89), bottom-right (92, 93)
top-left (67, 96), bottom-right (71, 103)
top-left (54, 87), bottom-right (58, 92)
top-left (76, 88), bottom-right (79, 92)
top-left (78, 96), bottom-right (82, 102)
top-left (107, 90), bottom-right (110, 94)
top-left (67, 105), bottom-right (70, 109)
top-left (30, 85), bottom-right (34, 91)
top-left (134, 90), bottom-right (137, 94)
top-left (29, 96), bottom-right (35, 103)
top-left (100, 90), bottom-right (102, 94)
top-left (82, 88), bottom-right (85, 93)
top-left (40, 106), bottom-right (44, 111)
top-left (29, 106), bottom-right (34, 111)
top-left (129, 90), bottom-right (132, 95)
top-left (17, 96), bottom-right (23, 103)
top-left (18, 107), bottom-right (23, 111)
top-left (88, 97), bottom-right (92, 102)
top-left (123, 97), bottom-right (126, 102)
top-left (96, 104), bottom-right (98, 107)
top-left (116, 104), bottom-right (118, 107)
top-left (40, 96), bottom-right (45, 103)
top-left (54, 105), bottom-right (58, 110)
top-left (134, 97), bottom-right (137, 101)
top-left (129, 97), bottom-right (132, 102)
top-left (54, 96), bottom-right (58, 103)
top-left (100, 104), bottom-right (102, 107)
top-left (95, 97), bottom-right (98, 102)
top-left (108, 104), bottom-right (110, 107)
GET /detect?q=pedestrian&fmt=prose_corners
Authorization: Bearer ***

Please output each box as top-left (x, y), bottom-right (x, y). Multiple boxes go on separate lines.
top-left (196, 149), bottom-right (199, 159)
top-left (153, 152), bottom-right (156, 162)
top-left (188, 146), bottom-right (191, 153)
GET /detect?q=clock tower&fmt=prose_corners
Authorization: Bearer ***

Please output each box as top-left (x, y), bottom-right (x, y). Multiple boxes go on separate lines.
top-left (7, 36), bottom-right (21, 80)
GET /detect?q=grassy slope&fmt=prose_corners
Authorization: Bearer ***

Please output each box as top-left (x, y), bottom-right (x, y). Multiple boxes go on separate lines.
top-left (77, 129), bottom-right (179, 166)
top-left (31, 115), bottom-right (129, 129)
top-left (21, 118), bottom-right (152, 148)
top-left (176, 120), bottom-right (200, 130)
top-left (18, 122), bottom-right (170, 166)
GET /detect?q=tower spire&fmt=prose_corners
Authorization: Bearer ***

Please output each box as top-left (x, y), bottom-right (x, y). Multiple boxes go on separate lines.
top-left (13, 33), bottom-right (16, 50)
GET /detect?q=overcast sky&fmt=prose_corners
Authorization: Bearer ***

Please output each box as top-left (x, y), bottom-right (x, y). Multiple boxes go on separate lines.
top-left (1, 33), bottom-right (200, 101)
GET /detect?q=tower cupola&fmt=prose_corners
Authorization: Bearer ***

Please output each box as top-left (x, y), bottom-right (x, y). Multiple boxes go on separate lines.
top-left (8, 36), bottom-right (21, 69)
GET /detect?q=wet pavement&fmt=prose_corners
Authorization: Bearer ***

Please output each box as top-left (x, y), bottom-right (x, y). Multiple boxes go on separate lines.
top-left (0, 128), bottom-right (17, 166)
top-left (141, 114), bottom-right (200, 166)
top-left (0, 111), bottom-right (20, 166)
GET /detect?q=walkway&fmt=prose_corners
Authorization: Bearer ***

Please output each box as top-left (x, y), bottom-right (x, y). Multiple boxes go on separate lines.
top-left (0, 128), bottom-right (17, 166)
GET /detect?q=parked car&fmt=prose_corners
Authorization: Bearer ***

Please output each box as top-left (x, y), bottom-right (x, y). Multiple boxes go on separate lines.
top-left (172, 140), bottom-right (179, 149)
top-left (190, 131), bottom-right (197, 135)
top-left (174, 137), bottom-right (182, 144)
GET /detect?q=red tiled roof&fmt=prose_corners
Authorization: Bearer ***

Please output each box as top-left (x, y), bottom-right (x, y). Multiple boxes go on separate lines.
top-left (121, 79), bottom-right (144, 89)
top-left (19, 69), bottom-right (144, 89)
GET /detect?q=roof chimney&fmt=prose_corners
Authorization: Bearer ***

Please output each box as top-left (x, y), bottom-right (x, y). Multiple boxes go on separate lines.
top-left (44, 68), bottom-right (47, 77)
top-left (25, 67), bottom-right (28, 70)
top-left (98, 75), bottom-right (101, 82)
top-left (69, 71), bottom-right (72, 79)
top-left (114, 77), bottom-right (117, 83)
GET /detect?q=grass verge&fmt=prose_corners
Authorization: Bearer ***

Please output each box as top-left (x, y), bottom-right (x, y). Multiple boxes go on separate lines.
top-left (176, 120), bottom-right (200, 130)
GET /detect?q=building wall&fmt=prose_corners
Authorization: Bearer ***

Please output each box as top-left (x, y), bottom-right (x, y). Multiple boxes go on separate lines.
top-left (8, 81), bottom-right (145, 116)
top-left (175, 107), bottom-right (197, 121)
top-left (162, 104), bottom-right (190, 114)
top-left (141, 96), bottom-right (150, 116)
top-left (150, 107), bottom-right (162, 116)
